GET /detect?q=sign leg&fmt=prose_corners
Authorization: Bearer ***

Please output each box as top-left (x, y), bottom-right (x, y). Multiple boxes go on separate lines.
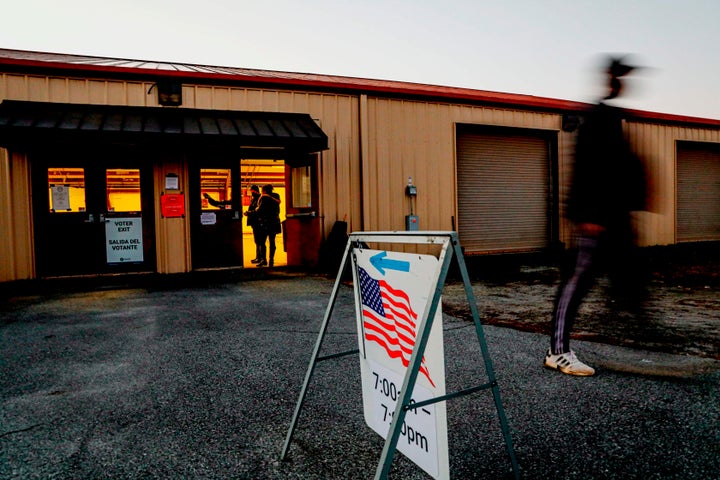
top-left (280, 241), bottom-right (353, 460)
top-left (453, 240), bottom-right (520, 480)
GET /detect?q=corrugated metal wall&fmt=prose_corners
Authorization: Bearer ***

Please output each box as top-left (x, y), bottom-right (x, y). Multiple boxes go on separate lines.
top-left (2, 70), bottom-right (720, 281)
top-left (1, 73), bottom-right (364, 235)
top-left (0, 73), bottom-right (362, 276)
top-left (626, 121), bottom-right (720, 246)
top-left (361, 99), bottom-right (458, 233)
top-left (0, 151), bottom-right (33, 281)
top-left (361, 98), bottom-right (560, 252)
top-left (180, 84), bottom-right (362, 238)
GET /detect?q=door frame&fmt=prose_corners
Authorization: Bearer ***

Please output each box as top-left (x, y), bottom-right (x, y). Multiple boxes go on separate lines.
top-left (30, 146), bottom-right (157, 277)
top-left (189, 154), bottom-right (244, 269)
top-left (283, 154), bottom-right (322, 267)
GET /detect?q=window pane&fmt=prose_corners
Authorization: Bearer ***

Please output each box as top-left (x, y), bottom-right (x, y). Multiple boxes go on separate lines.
top-left (107, 169), bottom-right (141, 212)
top-left (48, 167), bottom-right (86, 212)
top-left (292, 166), bottom-right (312, 208)
top-left (201, 168), bottom-right (232, 210)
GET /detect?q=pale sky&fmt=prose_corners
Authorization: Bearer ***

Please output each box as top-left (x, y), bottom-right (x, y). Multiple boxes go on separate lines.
top-left (2, 0), bottom-right (719, 119)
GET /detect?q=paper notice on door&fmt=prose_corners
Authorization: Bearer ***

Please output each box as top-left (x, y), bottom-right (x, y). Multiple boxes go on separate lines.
top-left (51, 185), bottom-right (71, 211)
top-left (200, 212), bottom-right (217, 225)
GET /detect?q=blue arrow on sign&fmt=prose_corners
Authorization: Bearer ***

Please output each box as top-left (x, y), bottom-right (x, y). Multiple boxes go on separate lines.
top-left (370, 251), bottom-right (410, 275)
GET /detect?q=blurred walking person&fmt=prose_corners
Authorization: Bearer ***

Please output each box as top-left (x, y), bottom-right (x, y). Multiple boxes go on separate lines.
top-left (546, 56), bottom-right (648, 376)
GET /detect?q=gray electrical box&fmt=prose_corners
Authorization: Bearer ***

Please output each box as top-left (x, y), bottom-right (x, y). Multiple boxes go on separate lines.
top-left (405, 214), bottom-right (419, 231)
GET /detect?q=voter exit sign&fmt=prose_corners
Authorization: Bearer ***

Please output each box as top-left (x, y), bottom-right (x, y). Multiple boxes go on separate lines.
top-left (105, 217), bottom-right (143, 264)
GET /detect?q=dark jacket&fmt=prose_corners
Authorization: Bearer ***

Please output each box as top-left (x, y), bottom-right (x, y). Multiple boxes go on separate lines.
top-left (567, 102), bottom-right (646, 228)
top-left (256, 193), bottom-right (281, 234)
top-left (246, 193), bottom-right (260, 227)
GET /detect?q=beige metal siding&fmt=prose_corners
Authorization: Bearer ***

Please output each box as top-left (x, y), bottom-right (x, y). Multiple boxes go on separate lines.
top-left (360, 98), bottom-right (559, 254)
top-left (457, 130), bottom-right (551, 253)
top-left (0, 148), bottom-right (14, 281)
top-left (154, 158), bottom-right (192, 273)
top-left (363, 99), bottom-right (455, 234)
top-left (0, 151), bottom-right (34, 281)
top-left (2, 68), bottom-right (720, 282)
top-left (182, 85), bottom-right (362, 237)
top-left (626, 121), bottom-right (720, 246)
top-left (0, 72), bottom-right (362, 278)
top-left (362, 99), bottom-right (558, 231)
top-left (556, 128), bottom-right (577, 247)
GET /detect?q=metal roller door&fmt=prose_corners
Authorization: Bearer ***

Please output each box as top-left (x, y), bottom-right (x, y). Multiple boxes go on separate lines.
top-left (677, 142), bottom-right (720, 242)
top-left (457, 129), bottom-right (552, 253)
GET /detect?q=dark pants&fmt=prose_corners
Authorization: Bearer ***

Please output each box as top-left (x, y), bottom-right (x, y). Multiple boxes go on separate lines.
top-left (252, 227), bottom-right (263, 259)
top-left (551, 224), bottom-right (646, 355)
top-left (551, 236), bottom-right (599, 354)
top-left (257, 231), bottom-right (277, 264)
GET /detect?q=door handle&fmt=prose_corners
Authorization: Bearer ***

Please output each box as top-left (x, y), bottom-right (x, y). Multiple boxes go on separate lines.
top-left (84, 214), bottom-right (110, 223)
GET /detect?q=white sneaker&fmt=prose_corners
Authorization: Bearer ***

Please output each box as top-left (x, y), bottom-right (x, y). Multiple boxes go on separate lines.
top-left (544, 349), bottom-right (595, 376)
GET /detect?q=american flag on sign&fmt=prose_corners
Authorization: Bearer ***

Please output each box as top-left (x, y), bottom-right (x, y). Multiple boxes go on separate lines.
top-left (358, 267), bottom-right (435, 387)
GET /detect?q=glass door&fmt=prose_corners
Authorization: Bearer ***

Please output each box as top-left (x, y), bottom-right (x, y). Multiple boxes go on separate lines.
top-left (38, 165), bottom-right (105, 276)
top-left (283, 157), bottom-right (322, 267)
top-left (190, 161), bottom-right (245, 268)
top-left (104, 168), bottom-right (147, 267)
top-left (32, 151), bottom-right (156, 277)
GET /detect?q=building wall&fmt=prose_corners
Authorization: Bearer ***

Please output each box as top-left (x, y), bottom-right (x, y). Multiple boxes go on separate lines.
top-left (361, 97), bottom-right (563, 252)
top-left (626, 121), bottom-right (720, 246)
top-left (0, 150), bottom-right (34, 281)
top-left (153, 155), bottom-right (191, 274)
top-left (179, 84), bottom-right (364, 248)
top-left (1, 70), bottom-right (719, 281)
top-left (0, 72), bottom-right (362, 277)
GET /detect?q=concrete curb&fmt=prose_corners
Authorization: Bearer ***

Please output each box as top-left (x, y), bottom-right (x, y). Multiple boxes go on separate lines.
top-left (583, 343), bottom-right (720, 378)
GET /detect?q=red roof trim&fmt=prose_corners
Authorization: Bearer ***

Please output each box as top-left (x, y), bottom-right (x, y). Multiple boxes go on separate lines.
top-left (0, 53), bottom-right (580, 108)
top-left (1, 49), bottom-right (719, 127)
top-left (625, 108), bottom-right (720, 127)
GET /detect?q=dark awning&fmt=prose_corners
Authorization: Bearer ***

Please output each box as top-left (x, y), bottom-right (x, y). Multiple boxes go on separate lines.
top-left (0, 100), bottom-right (328, 155)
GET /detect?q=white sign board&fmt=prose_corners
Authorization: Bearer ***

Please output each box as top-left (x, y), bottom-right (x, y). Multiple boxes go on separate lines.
top-left (105, 217), bottom-right (144, 263)
top-left (353, 248), bottom-right (449, 479)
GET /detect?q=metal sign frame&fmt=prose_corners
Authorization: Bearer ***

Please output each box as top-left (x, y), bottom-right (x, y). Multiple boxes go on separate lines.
top-left (281, 231), bottom-right (519, 479)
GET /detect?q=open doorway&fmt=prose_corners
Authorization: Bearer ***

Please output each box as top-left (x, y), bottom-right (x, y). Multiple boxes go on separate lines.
top-left (190, 155), bottom-right (321, 270)
top-left (240, 159), bottom-right (288, 267)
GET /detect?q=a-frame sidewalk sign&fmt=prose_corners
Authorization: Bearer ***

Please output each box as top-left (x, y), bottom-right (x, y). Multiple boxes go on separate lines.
top-left (281, 231), bottom-right (520, 480)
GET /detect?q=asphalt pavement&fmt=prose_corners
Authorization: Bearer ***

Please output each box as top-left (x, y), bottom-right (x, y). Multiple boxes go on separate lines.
top-left (1, 271), bottom-right (719, 479)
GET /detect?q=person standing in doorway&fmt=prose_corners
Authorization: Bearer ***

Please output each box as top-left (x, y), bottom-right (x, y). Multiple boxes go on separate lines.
top-left (545, 56), bottom-right (648, 376)
top-left (255, 184), bottom-right (282, 267)
top-left (243, 185), bottom-right (263, 264)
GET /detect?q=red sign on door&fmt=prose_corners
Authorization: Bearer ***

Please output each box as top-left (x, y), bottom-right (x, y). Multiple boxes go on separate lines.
top-left (161, 193), bottom-right (185, 218)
